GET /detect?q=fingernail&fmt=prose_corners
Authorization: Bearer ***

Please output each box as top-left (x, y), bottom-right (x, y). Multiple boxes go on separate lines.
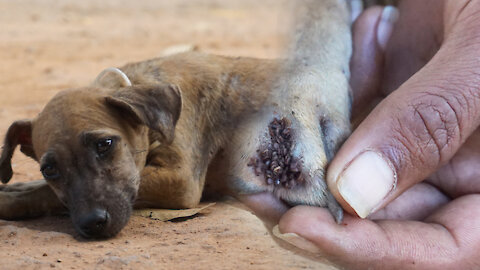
top-left (377, 6), bottom-right (399, 50)
top-left (337, 151), bottom-right (396, 218)
top-left (272, 225), bottom-right (321, 254)
top-left (350, 0), bottom-right (363, 23)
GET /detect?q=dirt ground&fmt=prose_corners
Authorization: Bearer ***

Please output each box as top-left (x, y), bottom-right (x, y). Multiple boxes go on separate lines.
top-left (0, 0), bottom-right (336, 269)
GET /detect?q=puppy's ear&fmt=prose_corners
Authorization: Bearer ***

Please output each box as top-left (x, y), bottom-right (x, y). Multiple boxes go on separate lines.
top-left (0, 120), bottom-right (35, 184)
top-left (105, 84), bottom-right (182, 144)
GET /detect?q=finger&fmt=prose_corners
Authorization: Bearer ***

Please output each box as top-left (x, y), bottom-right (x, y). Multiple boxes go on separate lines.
top-left (327, 16), bottom-right (480, 218)
top-left (350, 6), bottom-right (398, 117)
top-left (278, 195), bottom-right (480, 270)
top-left (380, 0), bottom-right (445, 94)
top-left (237, 192), bottom-right (289, 229)
top-left (369, 182), bottom-right (449, 221)
top-left (428, 128), bottom-right (480, 198)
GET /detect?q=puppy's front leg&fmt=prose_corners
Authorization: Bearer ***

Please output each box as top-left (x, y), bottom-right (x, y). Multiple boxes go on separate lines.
top-left (0, 180), bottom-right (66, 219)
top-left (225, 0), bottom-right (353, 222)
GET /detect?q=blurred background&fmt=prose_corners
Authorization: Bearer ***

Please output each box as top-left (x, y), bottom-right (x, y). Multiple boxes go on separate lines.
top-left (0, 1), bottom-right (335, 269)
top-left (0, 0), bottom-right (287, 108)
top-left (0, 0), bottom-right (290, 182)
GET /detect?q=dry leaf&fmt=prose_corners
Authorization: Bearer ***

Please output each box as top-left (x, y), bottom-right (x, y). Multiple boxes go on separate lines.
top-left (134, 203), bottom-right (215, 222)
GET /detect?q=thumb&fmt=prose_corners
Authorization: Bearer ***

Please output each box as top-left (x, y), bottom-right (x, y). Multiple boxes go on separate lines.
top-left (328, 9), bottom-right (480, 218)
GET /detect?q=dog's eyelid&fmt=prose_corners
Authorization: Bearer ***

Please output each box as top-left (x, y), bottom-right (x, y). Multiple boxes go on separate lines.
top-left (81, 131), bottom-right (121, 146)
top-left (39, 152), bottom-right (56, 168)
top-left (39, 153), bottom-right (61, 180)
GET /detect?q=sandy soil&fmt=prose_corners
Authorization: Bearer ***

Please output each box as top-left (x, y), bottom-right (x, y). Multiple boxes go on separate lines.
top-left (0, 0), bottom-right (335, 269)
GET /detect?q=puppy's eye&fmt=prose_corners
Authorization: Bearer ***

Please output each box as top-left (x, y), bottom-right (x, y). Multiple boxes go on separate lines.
top-left (41, 165), bottom-right (60, 180)
top-left (96, 138), bottom-right (114, 156)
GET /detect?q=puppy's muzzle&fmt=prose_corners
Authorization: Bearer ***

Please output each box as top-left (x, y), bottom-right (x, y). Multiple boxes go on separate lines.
top-left (77, 208), bottom-right (110, 238)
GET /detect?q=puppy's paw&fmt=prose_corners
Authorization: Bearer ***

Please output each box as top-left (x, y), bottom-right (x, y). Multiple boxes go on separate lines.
top-left (247, 113), bottom-right (348, 222)
top-left (0, 180), bottom-right (46, 192)
top-left (0, 191), bottom-right (20, 219)
top-left (0, 180), bottom-right (64, 220)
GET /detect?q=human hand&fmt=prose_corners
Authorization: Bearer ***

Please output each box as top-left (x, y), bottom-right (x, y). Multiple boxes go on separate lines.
top-left (275, 1), bottom-right (480, 269)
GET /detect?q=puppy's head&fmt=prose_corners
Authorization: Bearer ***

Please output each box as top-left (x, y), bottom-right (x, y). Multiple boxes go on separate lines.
top-left (0, 75), bottom-right (182, 238)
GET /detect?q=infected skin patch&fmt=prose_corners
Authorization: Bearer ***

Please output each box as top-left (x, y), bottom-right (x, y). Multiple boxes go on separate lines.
top-left (248, 117), bottom-right (303, 189)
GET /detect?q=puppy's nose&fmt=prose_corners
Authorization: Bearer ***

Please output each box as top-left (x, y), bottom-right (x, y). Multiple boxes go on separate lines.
top-left (78, 208), bottom-right (110, 238)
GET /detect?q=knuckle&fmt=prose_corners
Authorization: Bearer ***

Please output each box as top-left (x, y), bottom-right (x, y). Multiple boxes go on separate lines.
top-left (385, 89), bottom-right (467, 172)
top-left (402, 91), bottom-right (464, 164)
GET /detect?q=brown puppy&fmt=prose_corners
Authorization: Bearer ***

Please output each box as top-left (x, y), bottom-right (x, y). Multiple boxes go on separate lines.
top-left (0, 0), bottom-right (393, 238)
top-left (0, 53), bottom-right (281, 238)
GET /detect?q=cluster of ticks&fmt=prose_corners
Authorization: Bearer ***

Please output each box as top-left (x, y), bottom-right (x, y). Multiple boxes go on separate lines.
top-left (248, 117), bottom-right (304, 189)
